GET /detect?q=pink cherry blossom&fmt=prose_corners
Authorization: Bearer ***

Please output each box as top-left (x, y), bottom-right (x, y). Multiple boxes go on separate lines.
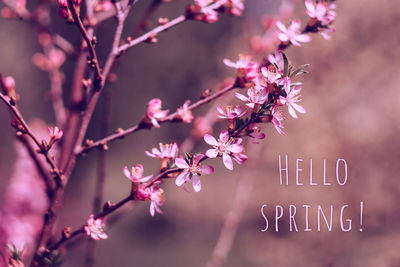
top-left (193, 0), bottom-right (219, 23)
top-left (247, 124), bottom-right (266, 144)
top-left (279, 77), bottom-right (306, 118)
top-left (224, 55), bottom-right (259, 83)
top-left (149, 183), bottom-right (165, 216)
top-left (235, 85), bottom-right (269, 109)
top-left (267, 51), bottom-right (284, 75)
top-left (123, 164), bottom-right (153, 183)
top-left (48, 126), bottom-right (63, 144)
top-left (224, 0), bottom-right (244, 16)
top-left (276, 20), bottom-right (311, 46)
top-left (145, 142), bottom-right (178, 159)
top-left (261, 65), bottom-right (282, 84)
top-left (174, 154), bottom-right (214, 192)
top-left (176, 100), bottom-right (194, 123)
top-left (84, 215), bottom-right (108, 240)
top-left (271, 107), bottom-right (285, 135)
top-left (146, 98), bottom-right (169, 128)
top-left (305, 0), bottom-right (336, 25)
top-left (217, 105), bottom-right (247, 119)
top-left (204, 130), bottom-right (247, 170)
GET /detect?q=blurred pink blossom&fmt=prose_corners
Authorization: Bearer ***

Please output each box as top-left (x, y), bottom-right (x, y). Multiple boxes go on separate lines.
top-left (146, 99), bottom-right (169, 128)
top-left (84, 215), bottom-right (108, 241)
top-left (276, 20), bottom-right (311, 46)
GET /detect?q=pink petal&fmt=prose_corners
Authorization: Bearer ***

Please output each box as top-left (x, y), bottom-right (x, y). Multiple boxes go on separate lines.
top-left (278, 33), bottom-right (289, 42)
top-left (123, 167), bottom-right (131, 180)
top-left (222, 153), bottom-right (234, 170)
top-left (201, 165), bottom-right (214, 175)
top-left (140, 175), bottom-right (153, 183)
top-left (276, 21), bottom-right (287, 32)
top-left (288, 104), bottom-right (298, 118)
top-left (176, 171), bottom-right (189, 186)
top-left (206, 149), bottom-right (218, 158)
top-left (193, 154), bottom-right (204, 164)
top-left (291, 102), bottom-right (306, 114)
top-left (204, 134), bottom-right (218, 146)
top-left (235, 92), bottom-right (248, 102)
top-left (191, 176), bottom-right (201, 192)
top-left (175, 158), bottom-right (189, 169)
top-left (305, 0), bottom-right (315, 15)
top-left (223, 59), bottom-right (236, 68)
top-left (290, 20), bottom-right (301, 31)
top-left (219, 130), bottom-right (230, 142)
top-left (295, 34), bottom-right (311, 43)
top-left (145, 151), bottom-right (155, 157)
top-left (149, 202), bottom-right (155, 216)
top-left (229, 144), bottom-right (243, 153)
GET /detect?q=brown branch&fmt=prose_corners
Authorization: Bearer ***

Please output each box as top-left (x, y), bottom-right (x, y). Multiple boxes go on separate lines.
top-left (0, 91), bottom-right (63, 185)
top-left (76, 81), bottom-right (238, 155)
top-left (67, 0), bottom-right (103, 86)
top-left (48, 167), bottom-right (180, 251)
top-left (131, 0), bottom-right (162, 38)
top-left (85, 87), bottom-right (112, 267)
top-left (117, 15), bottom-right (187, 55)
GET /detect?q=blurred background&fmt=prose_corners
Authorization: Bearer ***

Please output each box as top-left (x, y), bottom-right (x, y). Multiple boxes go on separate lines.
top-left (0, 0), bottom-right (400, 266)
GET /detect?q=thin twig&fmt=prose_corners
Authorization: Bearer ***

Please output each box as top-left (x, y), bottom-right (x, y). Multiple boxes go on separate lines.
top-left (76, 82), bottom-right (238, 155)
top-left (67, 0), bottom-right (103, 86)
top-left (0, 91), bottom-right (63, 185)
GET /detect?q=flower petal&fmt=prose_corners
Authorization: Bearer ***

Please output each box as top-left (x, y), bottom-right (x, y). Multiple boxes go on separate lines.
top-left (192, 176), bottom-right (201, 192)
top-left (206, 149), bottom-right (218, 158)
top-left (176, 171), bottom-right (189, 186)
top-left (201, 165), bottom-right (214, 175)
top-left (204, 134), bottom-right (218, 146)
top-left (175, 158), bottom-right (189, 169)
top-left (222, 153), bottom-right (234, 170)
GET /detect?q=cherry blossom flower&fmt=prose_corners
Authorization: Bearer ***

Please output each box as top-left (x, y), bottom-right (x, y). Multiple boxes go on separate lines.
top-left (175, 154), bottom-right (214, 192)
top-left (146, 99), bottom-right (169, 128)
top-left (123, 164), bottom-right (153, 183)
top-left (261, 65), bottom-right (282, 84)
top-left (279, 78), bottom-right (306, 118)
top-left (57, 0), bottom-right (69, 19)
top-left (223, 0), bottom-right (244, 16)
top-left (191, 0), bottom-right (219, 23)
top-left (145, 142), bottom-right (178, 159)
top-left (176, 100), bottom-right (194, 123)
top-left (204, 130), bottom-right (247, 170)
top-left (276, 20), bottom-right (311, 46)
top-left (247, 124), bottom-right (266, 144)
top-left (84, 215), bottom-right (108, 241)
top-left (319, 26), bottom-right (336, 40)
top-left (235, 85), bottom-right (269, 109)
top-left (271, 107), bottom-right (285, 135)
top-left (217, 105), bottom-right (247, 119)
top-left (149, 183), bottom-right (165, 216)
top-left (267, 51), bottom-right (284, 75)
top-left (305, 0), bottom-right (336, 25)
top-left (48, 126), bottom-right (63, 145)
top-left (224, 55), bottom-right (259, 83)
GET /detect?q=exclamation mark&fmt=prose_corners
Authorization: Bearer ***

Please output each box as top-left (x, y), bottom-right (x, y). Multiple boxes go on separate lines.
top-left (360, 201), bottom-right (364, 232)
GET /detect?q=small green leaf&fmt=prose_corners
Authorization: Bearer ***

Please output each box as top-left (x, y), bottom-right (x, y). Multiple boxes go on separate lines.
top-left (282, 52), bottom-right (289, 77)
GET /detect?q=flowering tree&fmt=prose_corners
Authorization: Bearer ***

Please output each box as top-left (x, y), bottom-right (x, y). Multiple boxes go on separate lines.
top-left (0, 0), bottom-right (336, 266)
